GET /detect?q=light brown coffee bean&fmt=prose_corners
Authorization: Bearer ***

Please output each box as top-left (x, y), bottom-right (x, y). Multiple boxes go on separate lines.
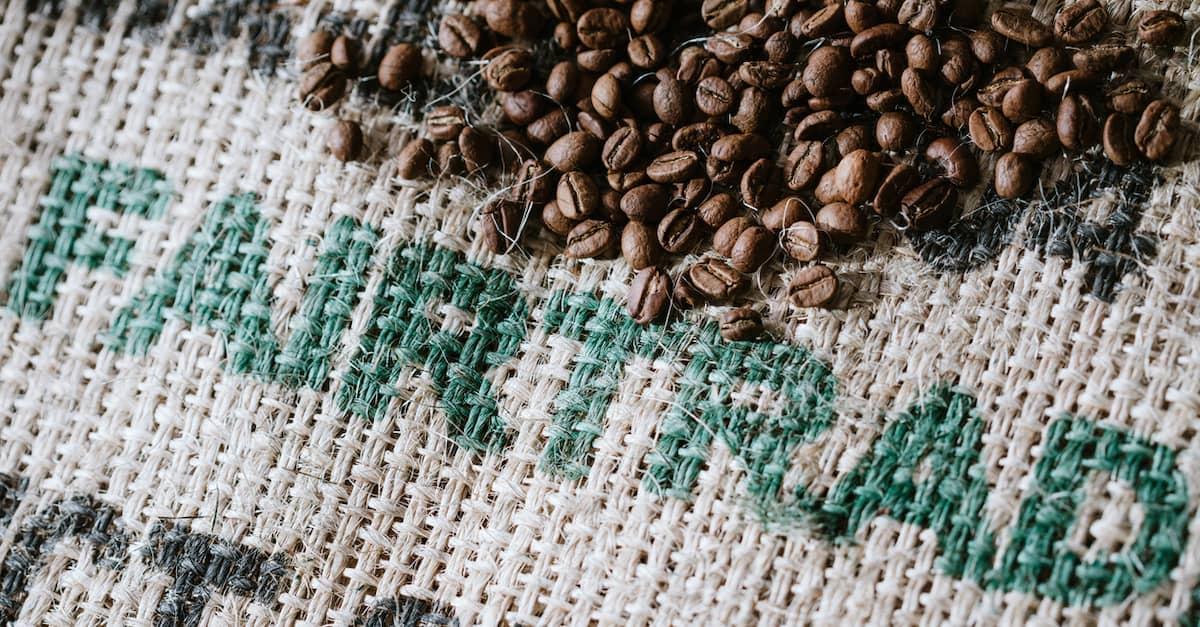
top-left (720, 307), bottom-right (764, 341)
top-left (499, 91), bottom-right (543, 126)
top-left (786, 141), bottom-right (826, 191)
top-left (627, 266), bottom-right (672, 324)
top-left (731, 87), bottom-right (771, 133)
top-left (653, 78), bottom-right (692, 126)
top-left (526, 109), bottom-right (571, 145)
top-left (874, 112), bottom-right (914, 151)
top-left (872, 163), bottom-right (919, 216)
top-left (327, 120), bottom-right (363, 162)
top-left (850, 68), bottom-right (886, 95)
top-left (541, 200), bottom-right (577, 237)
top-left (849, 23), bottom-right (908, 57)
top-left (621, 183), bottom-right (671, 222)
top-left (994, 152), bottom-right (1035, 198)
top-left (608, 170), bottom-right (649, 193)
top-left (427, 105), bottom-right (466, 141)
top-left (816, 202), bottom-right (866, 244)
top-left (546, 132), bottom-right (601, 172)
top-left (1056, 94), bottom-right (1101, 151)
top-left (622, 222), bottom-right (661, 270)
top-left (590, 73), bottom-right (623, 120)
top-left (706, 32), bottom-right (754, 64)
top-left (1012, 118), bottom-right (1059, 158)
top-left (1107, 79), bottom-right (1154, 114)
top-left (1073, 42), bottom-right (1133, 73)
top-left (901, 68), bottom-right (939, 118)
top-left (601, 127), bottom-right (641, 173)
top-left (740, 158), bottom-right (783, 208)
top-left (783, 221), bottom-right (822, 261)
top-left (714, 217), bottom-right (754, 256)
top-left (794, 110), bottom-right (843, 140)
top-left (631, 0), bottom-right (670, 33)
top-left (900, 177), bottom-right (958, 230)
top-left (628, 34), bottom-right (667, 69)
top-left (1055, 0), bottom-right (1107, 44)
top-left (1001, 79), bottom-right (1041, 123)
top-left (576, 7), bottom-right (628, 49)
top-left (556, 171), bottom-right (600, 220)
top-left (695, 77), bottom-right (735, 116)
top-left (658, 208), bottom-right (704, 253)
top-left (1025, 47), bottom-right (1069, 86)
top-left (484, 47), bottom-right (533, 92)
top-left (991, 8), bottom-right (1053, 47)
top-left (1044, 69), bottom-right (1099, 97)
top-left (688, 260), bottom-right (748, 303)
top-left (967, 107), bottom-right (1011, 152)
top-left (836, 125), bottom-right (873, 157)
top-left (298, 30), bottom-right (333, 69)
top-left (565, 219), bottom-right (618, 258)
top-left (741, 61), bottom-right (793, 90)
top-left (546, 61), bottom-right (579, 103)
top-left (698, 193), bottom-right (741, 228)
top-left (486, 0), bottom-right (543, 39)
top-left (647, 151), bottom-right (702, 182)
top-left (765, 31), bottom-right (799, 62)
top-left (707, 156), bottom-right (740, 186)
top-left (439, 14), bottom-right (483, 58)
top-left (938, 38), bottom-right (977, 87)
top-left (925, 137), bottom-right (978, 187)
top-left (379, 43), bottom-right (423, 91)
top-left (1138, 10), bottom-right (1185, 45)
top-left (577, 48), bottom-right (620, 73)
top-left (943, 97), bottom-right (980, 129)
top-left (906, 34), bottom-right (938, 71)
top-left (845, 0), bottom-right (880, 32)
top-left (480, 199), bottom-right (524, 254)
top-left (712, 133), bottom-right (771, 162)
top-left (1103, 114), bottom-right (1139, 167)
top-left (330, 35), bottom-right (362, 74)
top-left (396, 138), bottom-right (436, 179)
top-left (803, 46), bottom-right (852, 97)
top-left (814, 168), bottom-right (844, 205)
top-left (970, 29), bottom-right (1006, 64)
top-left (1135, 99), bottom-right (1179, 162)
top-left (763, 196), bottom-right (809, 231)
top-left (300, 62), bottom-right (347, 111)
top-left (834, 149), bottom-right (882, 204)
top-left (788, 264), bottom-right (838, 308)
top-left (740, 12), bottom-right (783, 39)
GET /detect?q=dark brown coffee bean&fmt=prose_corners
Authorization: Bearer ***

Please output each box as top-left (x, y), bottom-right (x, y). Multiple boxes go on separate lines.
top-left (647, 151), bottom-right (702, 182)
top-left (834, 149), bottom-right (881, 204)
top-left (874, 112), bottom-right (914, 151)
top-left (556, 171), bottom-right (599, 220)
top-left (484, 47), bottom-right (533, 92)
top-left (706, 32), bottom-right (754, 64)
top-left (1056, 94), bottom-right (1101, 151)
top-left (845, 0), bottom-right (880, 32)
top-left (729, 226), bottom-right (775, 272)
top-left (486, 0), bottom-right (543, 39)
top-left (300, 62), bottom-right (347, 111)
top-left (439, 15), bottom-right (483, 58)
top-left (991, 8), bottom-right (1053, 47)
top-left (396, 138), bottom-right (436, 179)
top-left (546, 62), bottom-right (579, 104)
top-left (941, 97), bottom-right (978, 129)
top-left (427, 105), bottom-right (466, 141)
top-left (783, 221), bottom-right (822, 261)
top-left (786, 141), bottom-right (826, 191)
top-left (740, 158), bottom-right (783, 208)
top-left (860, 88), bottom-right (900, 113)
top-left (627, 267), bottom-right (672, 324)
top-left (329, 35), bottom-right (362, 74)
top-left (512, 159), bottom-right (554, 203)
top-left (1044, 69), bottom-right (1099, 97)
top-left (967, 107), bottom-right (1012, 152)
top-left (553, 21), bottom-right (578, 48)
top-left (379, 43), bottom-right (423, 91)
top-left (527, 110), bottom-right (571, 145)
top-left (801, 4), bottom-right (847, 37)
top-left (712, 134), bottom-right (771, 162)
top-left (714, 217), bottom-right (755, 256)
top-left (898, 0), bottom-right (939, 31)
top-left (702, 0), bottom-right (749, 28)
top-left (575, 7), bottom-right (627, 49)
top-left (608, 170), bottom-right (648, 193)
top-left (939, 38), bottom-right (977, 87)
top-left (740, 61), bottom-right (792, 90)
top-left (994, 152), bottom-right (1035, 199)
top-left (739, 12), bottom-right (783, 39)
top-left (764, 31), bottom-right (799, 62)
top-left (815, 202), bottom-right (866, 244)
top-left (969, 29), bottom-right (1006, 64)
top-left (788, 264), bottom-right (838, 308)
top-left (623, 34), bottom-right (664, 69)
top-left (900, 68), bottom-right (939, 119)
top-left (622, 222), bottom-right (661, 270)
top-left (803, 46), bottom-right (851, 98)
top-left (298, 30), bottom-right (333, 69)
top-left (849, 23), bottom-right (908, 57)
top-left (850, 68), bottom-right (886, 95)
top-left (836, 125), bottom-right (873, 157)
top-left (496, 131), bottom-right (536, 170)
top-left (695, 77), bottom-right (735, 116)
top-left (459, 127), bottom-right (493, 172)
top-left (602, 189), bottom-right (626, 224)
top-left (688, 260), bottom-right (748, 303)
top-left (925, 137), bottom-right (978, 187)
top-left (577, 49), bottom-right (620, 73)
top-left (720, 307), bottom-right (763, 341)
top-left (872, 163), bottom-right (919, 216)
top-left (658, 208), bottom-right (704, 253)
top-left (621, 183), bottom-right (672, 222)
top-left (590, 74), bottom-right (622, 120)
top-left (875, 48), bottom-right (905, 81)
top-left (899, 177), bottom-right (957, 230)
top-left (437, 141), bottom-right (461, 175)
top-left (1025, 47), bottom-right (1070, 86)
top-left (1001, 80), bottom-right (1041, 122)
top-left (672, 123), bottom-right (723, 154)
top-left (631, 0), bottom-right (671, 33)
top-left (565, 219), bottom-right (618, 258)
top-left (905, 34), bottom-right (938, 72)
top-left (541, 200), bottom-right (577, 237)
top-left (571, 112), bottom-right (606, 142)
top-left (546, 132), bottom-right (601, 172)
top-left (675, 178), bottom-right (710, 210)
top-left (1108, 79), bottom-right (1154, 114)
top-left (480, 199), bottom-right (524, 254)
top-left (698, 193), bottom-right (741, 228)
top-left (1135, 99), bottom-right (1179, 162)
top-left (327, 120), bottom-right (363, 161)
top-left (763, 196), bottom-right (808, 231)
top-left (1054, 0), bottom-right (1107, 44)
top-left (1012, 118), bottom-right (1059, 158)
top-left (499, 91), bottom-right (543, 126)
top-left (731, 87), bottom-right (772, 133)
top-left (1138, 10), bottom-right (1185, 45)
top-left (814, 168), bottom-right (844, 205)
top-left (602, 127), bottom-right (643, 173)
top-left (1073, 42), bottom-right (1133, 73)
top-left (653, 78), bottom-right (692, 126)
top-left (1102, 114), bottom-right (1139, 167)
top-left (794, 110), bottom-right (843, 140)
top-left (707, 156), bottom-right (740, 185)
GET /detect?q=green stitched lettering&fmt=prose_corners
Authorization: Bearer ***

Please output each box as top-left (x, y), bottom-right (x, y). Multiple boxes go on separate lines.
top-left (7, 155), bottom-right (171, 319)
top-left (337, 243), bottom-right (527, 453)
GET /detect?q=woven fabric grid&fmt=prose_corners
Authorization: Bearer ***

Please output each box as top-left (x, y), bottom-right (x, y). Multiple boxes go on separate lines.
top-left (0, 0), bottom-right (1197, 625)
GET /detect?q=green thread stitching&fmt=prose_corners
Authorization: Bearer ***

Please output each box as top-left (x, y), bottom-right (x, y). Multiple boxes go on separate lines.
top-left (6, 155), bottom-right (171, 319)
top-left (336, 243), bottom-right (527, 453)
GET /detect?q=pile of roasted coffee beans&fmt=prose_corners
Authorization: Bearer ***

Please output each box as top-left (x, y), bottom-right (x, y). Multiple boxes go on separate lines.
top-left (326, 0), bottom-right (1187, 340)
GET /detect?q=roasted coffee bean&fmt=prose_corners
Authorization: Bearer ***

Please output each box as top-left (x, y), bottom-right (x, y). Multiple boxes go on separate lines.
top-left (1001, 80), bottom-right (1041, 122)
top-left (622, 222), bottom-right (662, 270)
top-left (707, 156), bottom-right (740, 185)
top-left (602, 127), bottom-right (643, 172)
top-left (298, 30), bottom-right (333, 69)
top-left (1054, 0), bottom-right (1107, 44)
top-left (527, 109), bottom-right (571, 145)
top-left (459, 127), bottom-right (493, 172)
top-left (396, 138), bottom-right (436, 179)
top-left (484, 47), bottom-right (533, 92)
top-left (379, 43), bottom-right (423, 91)
top-left (601, 189), bottom-right (626, 223)
top-left (512, 159), bottom-right (555, 203)
top-left (845, 0), bottom-right (880, 32)
top-left (500, 91), bottom-right (544, 126)
top-left (740, 158), bottom-right (783, 208)
top-left (740, 61), bottom-right (793, 90)
top-left (712, 133), bottom-right (771, 162)
top-left (497, 131), bottom-right (536, 169)
top-left (740, 12), bottom-right (783, 39)
top-left (578, 48), bottom-right (620, 72)
top-left (699, 193), bottom-right (741, 228)
top-left (898, 0), bottom-right (938, 31)
top-left (645, 122), bottom-right (672, 152)
top-left (1012, 118), bottom-right (1059, 157)
top-left (621, 183), bottom-right (672, 221)
top-left (1102, 114), bottom-right (1139, 167)
top-left (327, 120), bottom-right (363, 161)
top-left (835, 149), bottom-right (882, 204)
top-left (546, 61), bottom-right (579, 103)
top-left (1108, 79), bottom-right (1153, 114)
top-left (647, 151), bottom-right (702, 182)
top-left (1073, 42), bottom-right (1134, 73)
top-left (814, 168), bottom-right (844, 205)
top-left (925, 137), bottom-right (978, 187)
top-left (783, 221), bottom-right (822, 261)
top-left (1135, 99), bottom-right (1179, 162)
top-left (969, 29), bottom-right (1006, 64)
top-left (658, 208), bottom-right (704, 253)
top-left (439, 15), bottom-right (483, 58)
top-left (788, 264), bottom-right (838, 308)
top-left (591, 73), bottom-right (623, 120)
top-left (480, 199), bottom-right (524, 254)
top-left (764, 31), bottom-right (799, 62)
top-left (628, 34), bottom-right (667, 69)
top-left (872, 163), bottom-right (919, 216)
top-left (968, 107), bottom-right (1012, 152)
top-left (991, 8), bottom-right (1053, 48)
top-left (939, 39), bottom-right (977, 87)
top-left (720, 307), bottom-right (763, 340)
top-left (906, 34), bottom-right (938, 72)
top-left (803, 46), bottom-right (851, 98)
top-left (675, 178), bottom-right (710, 209)
top-left (1025, 47), bottom-right (1070, 85)
top-left (977, 66), bottom-right (1027, 107)
top-left (702, 0), bottom-right (750, 29)
top-left (900, 177), bottom-right (957, 230)
top-left (300, 62), bottom-right (347, 111)
top-left (557, 171), bottom-right (600, 220)
top-left (330, 35), bottom-right (362, 74)
top-left (672, 123), bottom-right (723, 154)
top-left (653, 78), bottom-right (692, 126)
top-left (688, 260), bottom-right (748, 303)
top-left (554, 21), bottom-right (579, 48)
top-left (565, 219), bottom-right (618, 258)
top-left (875, 48), bottom-right (906, 81)
top-left (731, 87), bottom-right (772, 133)
top-left (1056, 94), bottom-right (1101, 151)
top-left (1043, 71), bottom-right (1099, 100)
top-left (815, 201), bottom-right (866, 245)
top-left (546, 131), bottom-right (601, 172)
top-left (427, 106), bottom-right (467, 141)
top-left (836, 125), bottom-right (873, 156)
top-left (631, 0), bottom-right (671, 33)
top-left (608, 170), bottom-right (649, 192)
top-left (627, 267), bottom-right (672, 324)
top-left (786, 141), bottom-right (826, 190)
top-left (942, 97), bottom-right (979, 129)
top-left (808, 90), bottom-right (853, 111)
top-left (486, 0), bottom-right (543, 39)
top-left (900, 68), bottom-right (939, 118)
top-left (994, 152), bottom-right (1035, 198)
top-left (763, 196), bottom-right (808, 231)
top-left (865, 87), bottom-right (907, 111)
top-left (576, 7), bottom-right (628, 49)
top-left (695, 77), bottom-right (735, 116)
top-left (714, 217), bottom-right (755, 256)
top-left (875, 112), bottom-right (915, 151)
top-left (794, 110), bottom-right (843, 140)
top-left (1138, 10), bottom-right (1185, 45)
top-left (706, 32), bottom-right (755, 64)
top-left (801, 4), bottom-right (847, 37)
top-left (541, 200), bottom-right (578, 237)
top-left (851, 68), bottom-right (887, 95)
top-left (850, 23), bottom-right (908, 57)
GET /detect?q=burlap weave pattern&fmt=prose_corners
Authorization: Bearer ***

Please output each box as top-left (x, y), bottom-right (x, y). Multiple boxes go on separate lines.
top-left (0, 0), bottom-right (1198, 625)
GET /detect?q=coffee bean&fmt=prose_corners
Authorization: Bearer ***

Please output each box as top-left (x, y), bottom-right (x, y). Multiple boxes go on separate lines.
top-left (1001, 80), bottom-right (1041, 122)
top-left (1135, 99), bottom-right (1179, 162)
top-left (938, 38), bottom-right (977, 87)
top-left (575, 7), bottom-right (627, 49)
top-left (479, 199), bottom-right (525, 255)
top-left (905, 34), bottom-right (938, 72)
top-left (379, 43), bottom-right (423, 91)
top-left (782, 220), bottom-right (823, 261)
top-left (814, 168), bottom-right (844, 205)
top-left (1103, 113), bottom-right (1139, 167)
top-left (672, 123), bottom-right (724, 154)
top-left (459, 127), bottom-right (493, 172)
top-left (740, 158), bottom-right (783, 208)
top-left (484, 47), bottom-right (533, 92)
top-left (898, 0), bottom-right (938, 31)
top-left (554, 21), bottom-right (579, 49)
top-left (658, 208), bottom-right (704, 253)
top-left (590, 73), bottom-right (623, 120)
top-left (396, 138), bottom-right (436, 179)
top-left (647, 151), bottom-right (702, 182)
top-left (706, 32), bottom-right (754, 64)
top-left (631, 0), bottom-right (671, 33)
top-left (546, 131), bottom-right (601, 172)
top-left (712, 133), bottom-right (771, 162)
top-left (873, 163), bottom-right (919, 216)
top-left (601, 127), bottom-right (643, 173)
top-left (556, 171), bottom-right (599, 220)
top-left (991, 8), bottom-right (1053, 48)
top-left (740, 12), bottom-right (783, 39)
top-left (653, 78), bottom-right (692, 126)
top-left (627, 34), bottom-right (667, 69)
top-left (849, 23), bottom-right (908, 57)
top-left (1056, 94), bottom-right (1101, 151)
top-left (691, 77), bottom-right (733, 117)
top-left (788, 264), bottom-right (838, 308)
top-left (1072, 42), bottom-right (1134, 73)
top-left (602, 189), bottom-right (627, 224)
top-left (546, 61), bottom-right (579, 103)
top-left (994, 152), bottom-right (1035, 199)
top-left (967, 107), bottom-right (1011, 153)
top-left (327, 120), bottom-right (363, 161)
top-left (426, 106), bottom-right (466, 141)
top-left (621, 183), bottom-right (672, 222)
top-left (850, 68), bottom-right (886, 95)
top-left (714, 217), bottom-right (755, 256)
top-left (925, 137), bottom-right (978, 187)
top-left (527, 110), bottom-right (571, 145)
top-left (500, 91), bottom-right (544, 126)
top-left (900, 177), bottom-right (958, 230)
top-left (702, 0), bottom-right (749, 29)
top-left (785, 141), bottom-right (826, 191)
top-left (497, 131), bottom-right (536, 169)
top-left (299, 62), bottom-right (347, 111)
top-left (1012, 118), bottom-right (1059, 158)
top-left (720, 307), bottom-right (764, 340)
top-left (977, 66), bottom-right (1026, 106)
top-left (1025, 47), bottom-right (1070, 85)
top-left (437, 145), bottom-right (463, 178)
top-left (688, 260), bottom-right (748, 303)
top-left (943, 97), bottom-right (980, 129)
top-left (969, 29), bottom-right (1006, 64)
top-left (330, 35), bottom-right (362, 74)
top-left (816, 202), bottom-right (867, 244)
top-left (707, 156), bottom-right (740, 185)
top-left (608, 170), bottom-right (649, 192)
top-left (542, 200), bottom-right (578, 237)
top-left (512, 159), bottom-right (555, 203)
top-left (298, 30), bottom-right (333, 69)
top-left (1138, 10), bottom-right (1185, 46)
top-left (578, 48), bottom-right (620, 73)
top-left (803, 46), bottom-right (851, 97)
top-left (1054, 0), bottom-right (1107, 44)
top-left (740, 61), bottom-right (793, 90)
top-left (627, 267), bottom-right (672, 324)
top-left (1108, 79), bottom-right (1153, 114)
top-left (874, 112), bottom-right (914, 151)
top-left (698, 193), bottom-right (741, 228)
top-left (900, 68), bottom-right (939, 118)
top-left (439, 15), bottom-right (483, 58)
top-left (794, 110), bottom-right (843, 140)
top-left (802, 4), bottom-right (847, 37)
top-left (577, 111), bottom-right (611, 141)
top-left (834, 149), bottom-right (882, 204)
top-left (763, 196), bottom-right (809, 231)
top-left (731, 87), bottom-right (771, 133)
top-left (565, 219), bottom-right (619, 258)
top-left (836, 125), bottom-right (874, 157)
top-left (486, 0), bottom-right (543, 39)
top-left (875, 48), bottom-right (905, 81)
top-left (845, 0), bottom-right (880, 32)
top-left (764, 31), bottom-right (799, 62)
top-left (622, 222), bottom-right (662, 270)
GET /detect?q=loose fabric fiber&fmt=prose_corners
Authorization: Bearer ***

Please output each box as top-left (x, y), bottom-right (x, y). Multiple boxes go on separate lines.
top-left (0, 0), bottom-right (1199, 625)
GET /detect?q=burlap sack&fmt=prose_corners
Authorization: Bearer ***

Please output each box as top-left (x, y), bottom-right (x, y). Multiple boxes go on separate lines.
top-left (0, 0), bottom-right (1197, 625)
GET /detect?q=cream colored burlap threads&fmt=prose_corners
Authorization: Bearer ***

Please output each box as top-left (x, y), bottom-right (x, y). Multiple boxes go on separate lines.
top-left (0, 0), bottom-right (1199, 625)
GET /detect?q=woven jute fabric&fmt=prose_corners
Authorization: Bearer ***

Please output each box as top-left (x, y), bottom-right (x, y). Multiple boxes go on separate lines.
top-left (1, 0), bottom-right (1199, 625)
